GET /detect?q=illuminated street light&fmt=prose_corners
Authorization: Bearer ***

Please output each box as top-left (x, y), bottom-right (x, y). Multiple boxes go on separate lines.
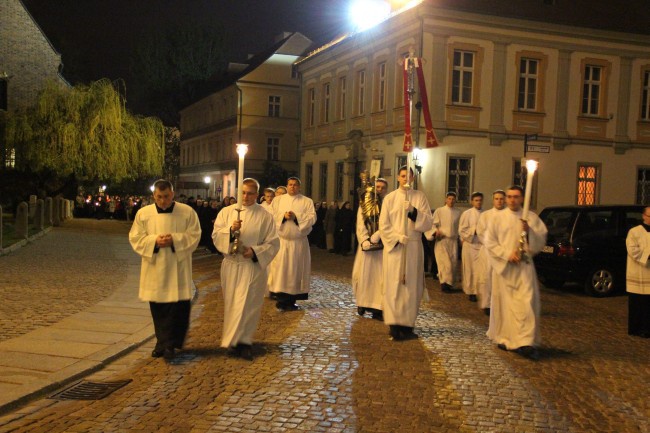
top-left (349, 0), bottom-right (391, 31)
top-left (204, 176), bottom-right (211, 198)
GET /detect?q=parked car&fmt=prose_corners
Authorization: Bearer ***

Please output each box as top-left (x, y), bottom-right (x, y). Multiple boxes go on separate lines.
top-left (534, 205), bottom-right (645, 297)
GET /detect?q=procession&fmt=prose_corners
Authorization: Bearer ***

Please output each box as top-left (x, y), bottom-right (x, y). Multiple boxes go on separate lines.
top-left (127, 52), bottom-right (555, 364)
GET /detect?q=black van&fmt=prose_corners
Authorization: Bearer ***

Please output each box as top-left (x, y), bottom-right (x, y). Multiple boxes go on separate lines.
top-left (534, 205), bottom-right (645, 297)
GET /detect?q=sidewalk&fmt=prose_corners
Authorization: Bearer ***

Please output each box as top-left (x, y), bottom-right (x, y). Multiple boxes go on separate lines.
top-left (0, 219), bottom-right (153, 413)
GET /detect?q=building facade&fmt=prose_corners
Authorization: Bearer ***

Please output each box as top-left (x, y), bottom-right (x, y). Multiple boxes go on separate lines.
top-left (295, 1), bottom-right (650, 210)
top-left (177, 32), bottom-right (312, 200)
top-left (0, 0), bottom-right (67, 110)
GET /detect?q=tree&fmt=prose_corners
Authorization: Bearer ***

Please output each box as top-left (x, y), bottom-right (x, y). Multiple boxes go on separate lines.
top-left (2, 79), bottom-right (164, 183)
top-left (129, 19), bottom-right (228, 126)
top-left (259, 161), bottom-right (297, 189)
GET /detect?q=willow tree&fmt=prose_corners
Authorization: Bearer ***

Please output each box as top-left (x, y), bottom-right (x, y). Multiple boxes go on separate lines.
top-left (3, 79), bottom-right (164, 183)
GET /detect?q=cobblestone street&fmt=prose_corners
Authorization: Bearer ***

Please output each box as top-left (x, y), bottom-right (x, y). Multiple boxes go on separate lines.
top-left (0, 220), bottom-right (648, 432)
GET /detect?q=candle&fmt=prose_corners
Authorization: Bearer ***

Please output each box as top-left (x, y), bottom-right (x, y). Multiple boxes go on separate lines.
top-left (236, 143), bottom-right (248, 209)
top-left (522, 159), bottom-right (538, 220)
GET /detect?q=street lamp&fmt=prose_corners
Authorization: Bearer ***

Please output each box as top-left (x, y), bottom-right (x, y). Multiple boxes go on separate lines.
top-left (204, 176), bottom-right (211, 199)
top-left (349, 0), bottom-right (391, 31)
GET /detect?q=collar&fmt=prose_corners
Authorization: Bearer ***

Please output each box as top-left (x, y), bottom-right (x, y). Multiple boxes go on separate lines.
top-left (156, 202), bottom-right (175, 214)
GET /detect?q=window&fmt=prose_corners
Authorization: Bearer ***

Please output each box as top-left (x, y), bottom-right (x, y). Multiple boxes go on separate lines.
top-left (335, 161), bottom-right (344, 200)
top-left (577, 164), bottom-right (599, 205)
top-left (267, 137), bottom-right (279, 161)
top-left (319, 162), bottom-right (328, 199)
top-left (308, 88), bottom-right (315, 127)
top-left (338, 76), bottom-right (346, 120)
top-left (305, 163), bottom-right (313, 198)
top-left (642, 70), bottom-right (650, 121)
top-left (452, 50), bottom-right (474, 104)
top-left (322, 83), bottom-right (330, 123)
top-left (448, 156), bottom-right (473, 203)
top-left (4, 147), bottom-right (15, 168)
top-left (394, 155), bottom-right (407, 189)
top-left (268, 95), bottom-right (281, 117)
top-left (582, 65), bottom-right (602, 116)
top-left (356, 70), bottom-right (366, 115)
top-left (0, 79), bottom-right (7, 111)
top-left (518, 58), bottom-right (538, 110)
top-left (377, 62), bottom-right (386, 111)
top-left (637, 167), bottom-right (650, 205)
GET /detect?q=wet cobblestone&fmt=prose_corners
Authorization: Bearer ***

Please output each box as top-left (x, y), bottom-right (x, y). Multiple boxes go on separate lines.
top-left (0, 225), bottom-right (648, 432)
top-left (0, 220), bottom-right (131, 342)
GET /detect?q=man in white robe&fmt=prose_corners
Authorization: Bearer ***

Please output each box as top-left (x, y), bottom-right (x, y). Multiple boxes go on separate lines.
top-left (379, 167), bottom-right (433, 341)
top-left (260, 187), bottom-right (275, 213)
top-left (352, 178), bottom-right (388, 321)
top-left (212, 178), bottom-right (280, 359)
top-left (459, 192), bottom-right (484, 303)
top-left (269, 177), bottom-right (317, 310)
top-left (428, 192), bottom-right (461, 292)
top-left (484, 186), bottom-right (547, 360)
top-left (129, 179), bottom-right (201, 360)
top-left (476, 190), bottom-right (505, 314)
top-left (625, 206), bottom-right (650, 338)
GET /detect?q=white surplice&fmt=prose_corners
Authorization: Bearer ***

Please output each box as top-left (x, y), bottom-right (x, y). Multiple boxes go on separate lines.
top-left (429, 205), bottom-right (461, 285)
top-left (213, 203), bottom-right (279, 348)
top-left (484, 208), bottom-right (547, 349)
top-left (260, 201), bottom-right (273, 214)
top-left (129, 202), bottom-right (201, 302)
top-left (269, 193), bottom-right (316, 296)
top-left (380, 188), bottom-right (433, 327)
top-left (476, 207), bottom-right (502, 309)
top-left (352, 208), bottom-right (383, 311)
top-left (626, 225), bottom-right (650, 295)
top-left (459, 207), bottom-right (483, 296)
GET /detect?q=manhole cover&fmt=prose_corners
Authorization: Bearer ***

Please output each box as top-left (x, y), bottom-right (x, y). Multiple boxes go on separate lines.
top-left (49, 379), bottom-right (132, 400)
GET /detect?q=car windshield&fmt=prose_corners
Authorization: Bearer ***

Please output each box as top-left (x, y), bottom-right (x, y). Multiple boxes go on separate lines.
top-left (540, 210), bottom-right (575, 243)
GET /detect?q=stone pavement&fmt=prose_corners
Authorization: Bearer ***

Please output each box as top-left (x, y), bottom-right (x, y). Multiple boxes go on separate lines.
top-left (0, 219), bottom-right (153, 411)
top-left (0, 222), bottom-right (649, 432)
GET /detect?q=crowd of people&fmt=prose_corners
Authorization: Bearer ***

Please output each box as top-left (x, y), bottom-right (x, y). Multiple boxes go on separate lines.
top-left (126, 171), bottom-right (648, 364)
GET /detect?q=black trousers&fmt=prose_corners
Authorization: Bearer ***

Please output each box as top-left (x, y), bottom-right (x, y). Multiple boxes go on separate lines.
top-left (149, 300), bottom-right (191, 350)
top-left (628, 293), bottom-right (650, 337)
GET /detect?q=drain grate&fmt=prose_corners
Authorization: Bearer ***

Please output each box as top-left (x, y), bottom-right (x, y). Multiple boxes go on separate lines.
top-left (49, 379), bottom-right (132, 400)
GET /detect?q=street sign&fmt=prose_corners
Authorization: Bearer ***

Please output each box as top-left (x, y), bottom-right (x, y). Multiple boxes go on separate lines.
top-left (526, 144), bottom-right (550, 153)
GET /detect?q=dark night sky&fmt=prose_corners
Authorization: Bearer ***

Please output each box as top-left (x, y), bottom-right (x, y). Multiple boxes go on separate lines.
top-left (21, 0), bottom-right (351, 86)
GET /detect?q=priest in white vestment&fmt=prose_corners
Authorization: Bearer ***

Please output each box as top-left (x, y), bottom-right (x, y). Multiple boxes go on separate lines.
top-left (269, 177), bottom-right (317, 310)
top-left (212, 179), bottom-right (280, 360)
top-left (484, 186), bottom-right (547, 360)
top-left (625, 207), bottom-right (650, 338)
top-left (352, 179), bottom-right (388, 320)
top-left (380, 167), bottom-right (433, 341)
top-left (459, 192), bottom-right (484, 303)
top-left (427, 192), bottom-right (461, 292)
top-left (129, 179), bottom-right (201, 360)
top-left (476, 190), bottom-right (506, 314)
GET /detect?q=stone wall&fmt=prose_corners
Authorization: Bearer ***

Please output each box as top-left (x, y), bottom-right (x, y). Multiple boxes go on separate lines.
top-left (0, 0), bottom-right (67, 110)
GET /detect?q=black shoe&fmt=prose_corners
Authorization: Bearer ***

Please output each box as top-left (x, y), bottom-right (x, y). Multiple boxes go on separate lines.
top-left (371, 311), bottom-right (384, 322)
top-left (483, 308), bottom-right (491, 316)
top-left (497, 343), bottom-right (507, 351)
top-left (469, 294), bottom-right (478, 302)
top-left (152, 348), bottom-right (164, 358)
top-left (441, 283), bottom-right (453, 293)
top-left (515, 346), bottom-right (539, 360)
top-left (357, 307), bottom-right (367, 316)
top-left (163, 347), bottom-right (175, 360)
top-left (238, 344), bottom-right (253, 361)
top-left (389, 325), bottom-right (402, 341)
top-left (269, 293), bottom-right (278, 300)
top-left (401, 330), bottom-right (418, 340)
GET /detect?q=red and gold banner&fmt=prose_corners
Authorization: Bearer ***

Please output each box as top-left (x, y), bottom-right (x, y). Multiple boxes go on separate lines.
top-left (403, 57), bottom-right (439, 152)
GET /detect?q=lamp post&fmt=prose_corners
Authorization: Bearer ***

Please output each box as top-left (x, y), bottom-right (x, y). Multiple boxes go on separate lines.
top-left (204, 176), bottom-right (211, 199)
